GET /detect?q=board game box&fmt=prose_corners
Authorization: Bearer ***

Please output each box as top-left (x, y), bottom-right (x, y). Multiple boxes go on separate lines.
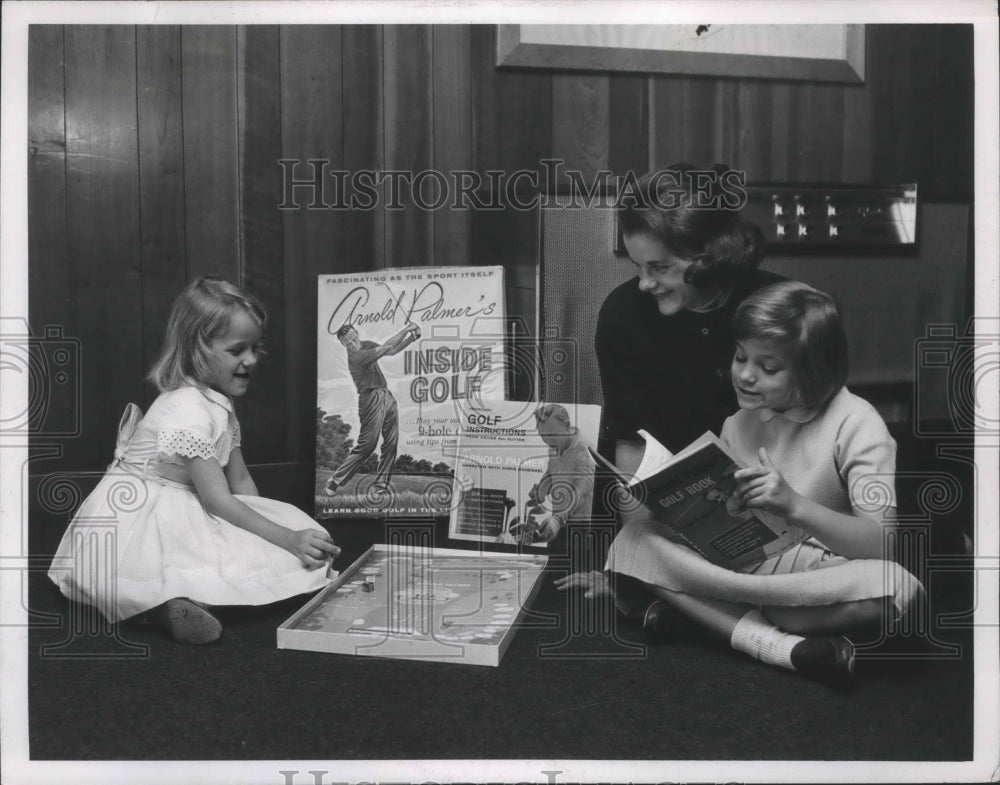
top-left (277, 544), bottom-right (548, 667)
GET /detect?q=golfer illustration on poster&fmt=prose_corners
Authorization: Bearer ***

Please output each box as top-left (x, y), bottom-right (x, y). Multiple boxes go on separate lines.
top-left (323, 321), bottom-right (421, 497)
top-left (315, 267), bottom-right (507, 517)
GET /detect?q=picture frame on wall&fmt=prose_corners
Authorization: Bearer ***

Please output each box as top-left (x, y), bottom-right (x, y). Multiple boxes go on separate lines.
top-left (496, 24), bottom-right (866, 83)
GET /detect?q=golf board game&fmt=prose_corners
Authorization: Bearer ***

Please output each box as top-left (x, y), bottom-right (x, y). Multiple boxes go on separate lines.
top-left (277, 544), bottom-right (548, 666)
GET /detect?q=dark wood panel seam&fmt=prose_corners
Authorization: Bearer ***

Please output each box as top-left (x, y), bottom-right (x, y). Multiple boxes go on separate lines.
top-left (178, 26), bottom-right (190, 281)
top-left (132, 25), bottom-right (147, 377)
top-left (236, 27), bottom-right (246, 287)
top-left (428, 27), bottom-right (435, 266)
top-left (60, 25), bottom-right (72, 336)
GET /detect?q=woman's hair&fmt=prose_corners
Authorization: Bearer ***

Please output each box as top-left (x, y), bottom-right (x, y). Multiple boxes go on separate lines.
top-left (732, 281), bottom-right (849, 408)
top-left (148, 276), bottom-right (267, 392)
top-left (617, 163), bottom-right (765, 290)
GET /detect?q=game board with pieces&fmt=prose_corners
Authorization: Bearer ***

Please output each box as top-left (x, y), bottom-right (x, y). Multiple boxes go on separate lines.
top-left (277, 544), bottom-right (549, 666)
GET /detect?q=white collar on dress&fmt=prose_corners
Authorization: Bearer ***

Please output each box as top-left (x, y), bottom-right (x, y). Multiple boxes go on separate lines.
top-left (197, 385), bottom-right (234, 413)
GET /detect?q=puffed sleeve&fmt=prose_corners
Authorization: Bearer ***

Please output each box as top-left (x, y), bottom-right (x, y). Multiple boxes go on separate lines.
top-left (154, 389), bottom-right (221, 464)
top-left (836, 401), bottom-right (898, 518)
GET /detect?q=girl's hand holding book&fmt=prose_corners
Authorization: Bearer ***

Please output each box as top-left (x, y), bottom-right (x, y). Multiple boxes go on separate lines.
top-left (732, 447), bottom-right (802, 519)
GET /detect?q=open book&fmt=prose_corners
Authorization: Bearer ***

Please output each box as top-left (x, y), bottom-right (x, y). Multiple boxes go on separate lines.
top-left (592, 430), bottom-right (808, 570)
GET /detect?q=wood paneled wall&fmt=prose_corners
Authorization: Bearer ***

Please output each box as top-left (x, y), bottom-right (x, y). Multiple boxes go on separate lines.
top-left (28, 24), bottom-right (974, 483)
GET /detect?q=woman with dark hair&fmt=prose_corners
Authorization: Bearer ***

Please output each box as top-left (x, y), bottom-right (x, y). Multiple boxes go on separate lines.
top-left (562, 165), bottom-right (785, 639)
top-left (596, 165), bottom-right (783, 467)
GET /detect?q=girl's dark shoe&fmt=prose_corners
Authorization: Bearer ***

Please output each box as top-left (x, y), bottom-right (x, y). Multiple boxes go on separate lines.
top-left (612, 573), bottom-right (704, 644)
top-left (625, 598), bottom-right (698, 643)
top-left (790, 635), bottom-right (856, 691)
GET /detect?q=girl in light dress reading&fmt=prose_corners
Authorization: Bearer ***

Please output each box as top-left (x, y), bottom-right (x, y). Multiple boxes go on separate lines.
top-left (558, 281), bottom-right (924, 689)
top-left (49, 276), bottom-right (340, 644)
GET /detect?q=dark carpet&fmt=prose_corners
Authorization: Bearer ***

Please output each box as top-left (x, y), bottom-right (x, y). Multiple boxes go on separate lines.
top-left (27, 517), bottom-right (975, 762)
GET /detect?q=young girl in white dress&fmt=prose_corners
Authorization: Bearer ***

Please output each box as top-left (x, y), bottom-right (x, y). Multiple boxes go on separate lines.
top-left (48, 276), bottom-right (340, 644)
top-left (557, 281), bottom-right (924, 689)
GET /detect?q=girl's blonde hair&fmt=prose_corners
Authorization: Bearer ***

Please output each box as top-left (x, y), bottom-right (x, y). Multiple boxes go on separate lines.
top-left (732, 281), bottom-right (849, 409)
top-left (148, 276), bottom-right (267, 392)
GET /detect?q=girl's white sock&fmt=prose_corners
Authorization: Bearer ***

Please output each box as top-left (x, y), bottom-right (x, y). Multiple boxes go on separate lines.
top-left (730, 609), bottom-right (804, 670)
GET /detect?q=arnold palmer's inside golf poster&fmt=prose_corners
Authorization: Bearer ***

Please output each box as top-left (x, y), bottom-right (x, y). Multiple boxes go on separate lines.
top-left (315, 266), bottom-right (507, 518)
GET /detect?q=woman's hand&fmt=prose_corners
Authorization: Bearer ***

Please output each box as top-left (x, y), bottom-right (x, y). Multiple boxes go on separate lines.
top-left (285, 529), bottom-right (341, 569)
top-left (732, 447), bottom-right (802, 518)
top-left (553, 570), bottom-right (611, 599)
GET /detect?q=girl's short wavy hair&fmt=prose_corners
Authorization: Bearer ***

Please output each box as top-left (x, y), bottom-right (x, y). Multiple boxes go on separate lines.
top-left (617, 164), bottom-right (765, 291)
top-left (732, 281), bottom-right (849, 409)
top-left (148, 276), bottom-right (267, 393)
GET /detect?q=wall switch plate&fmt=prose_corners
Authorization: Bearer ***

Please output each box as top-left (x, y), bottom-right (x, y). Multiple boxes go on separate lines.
top-left (743, 184), bottom-right (918, 251)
